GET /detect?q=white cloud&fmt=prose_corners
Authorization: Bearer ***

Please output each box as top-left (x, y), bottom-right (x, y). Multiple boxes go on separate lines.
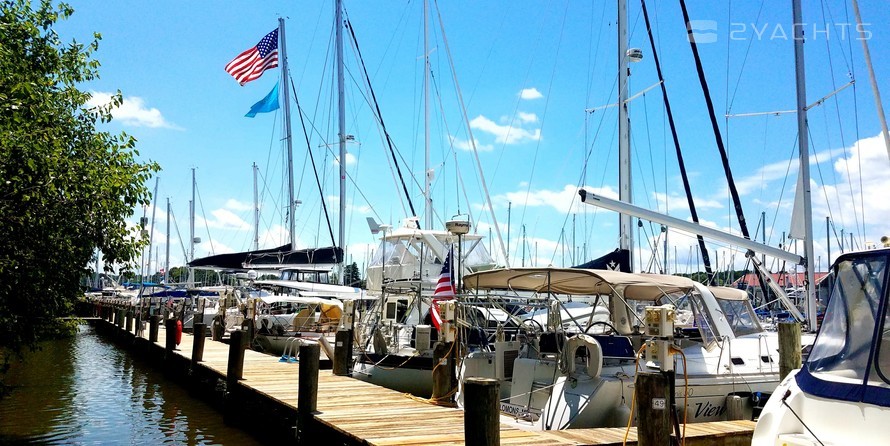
top-left (810, 134), bottom-right (890, 256)
top-left (653, 192), bottom-right (723, 215)
top-left (517, 112), bottom-right (538, 123)
top-left (519, 88), bottom-right (543, 100)
top-left (259, 224), bottom-right (291, 248)
top-left (491, 184), bottom-right (618, 214)
top-left (225, 198), bottom-right (253, 212)
top-left (194, 240), bottom-right (236, 259)
top-left (195, 208), bottom-right (251, 231)
top-left (451, 136), bottom-right (494, 152)
top-left (87, 91), bottom-right (178, 129)
top-left (730, 146), bottom-right (847, 196)
top-left (470, 115), bottom-right (541, 145)
top-left (334, 152), bottom-right (357, 167)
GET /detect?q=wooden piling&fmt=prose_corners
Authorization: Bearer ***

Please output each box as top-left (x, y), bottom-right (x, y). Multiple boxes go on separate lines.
top-left (165, 319), bottom-right (177, 352)
top-left (192, 322), bottom-right (206, 364)
top-left (779, 322), bottom-right (802, 380)
top-left (431, 341), bottom-right (455, 403)
top-left (464, 378), bottom-right (499, 446)
top-left (636, 371), bottom-right (672, 446)
top-left (297, 342), bottom-right (320, 443)
top-left (125, 309), bottom-right (134, 333)
top-left (226, 329), bottom-right (245, 390)
top-left (332, 330), bottom-right (353, 376)
top-left (211, 316), bottom-right (224, 341)
top-left (149, 315), bottom-right (160, 343)
top-left (221, 329), bottom-right (245, 427)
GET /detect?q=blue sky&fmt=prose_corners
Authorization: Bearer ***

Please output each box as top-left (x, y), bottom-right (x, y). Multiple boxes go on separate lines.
top-left (56, 0), bottom-right (890, 278)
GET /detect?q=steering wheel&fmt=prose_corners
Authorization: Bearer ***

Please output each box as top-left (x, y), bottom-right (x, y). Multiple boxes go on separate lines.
top-left (584, 321), bottom-right (618, 335)
top-left (520, 318), bottom-right (545, 334)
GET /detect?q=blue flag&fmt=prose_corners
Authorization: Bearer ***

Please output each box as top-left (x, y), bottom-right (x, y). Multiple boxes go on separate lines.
top-left (245, 81), bottom-right (280, 117)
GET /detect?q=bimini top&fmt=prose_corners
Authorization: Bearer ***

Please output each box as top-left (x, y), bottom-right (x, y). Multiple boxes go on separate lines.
top-left (707, 286), bottom-right (749, 301)
top-left (463, 267), bottom-right (695, 300)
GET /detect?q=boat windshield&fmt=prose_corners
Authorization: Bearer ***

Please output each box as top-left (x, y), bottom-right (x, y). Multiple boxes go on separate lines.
top-left (460, 238), bottom-right (496, 270)
top-left (280, 269), bottom-right (331, 284)
top-left (368, 237), bottom-right (495, 270)
top-left (716, 298), bottom-right (762, 337)
top-left (807, 253), bottom-right (889, 386)
top-left (689, 294), bottom-right (718, 347)
top-left (626, 293), bottom-right (696, 330)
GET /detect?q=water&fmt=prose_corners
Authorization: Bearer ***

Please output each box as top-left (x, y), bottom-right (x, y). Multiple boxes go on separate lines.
top-left (0, 323), bottom-right (261, 445)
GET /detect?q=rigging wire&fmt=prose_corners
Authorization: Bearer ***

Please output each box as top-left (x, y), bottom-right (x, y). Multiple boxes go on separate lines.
top-left (433, 0), bottom-right (510, 264)
top-left (582, 0), bottom-right (609, 255)
top-left (194, 184), bottom-right (215, 256)
top-left (514, 1), bottom-right (569, 264)
top-left (291, 79), bottom-right (338, 249)
top-left (844, 1), bottom-right (866, 245)
top-left (819, 0), bottom-right (860, 243)
top-left (344, 16), bottom-right (421, 226)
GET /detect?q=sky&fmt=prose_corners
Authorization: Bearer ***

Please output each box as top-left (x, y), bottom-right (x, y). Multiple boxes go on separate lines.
top-left (54, 0), bottom-right (890, 279)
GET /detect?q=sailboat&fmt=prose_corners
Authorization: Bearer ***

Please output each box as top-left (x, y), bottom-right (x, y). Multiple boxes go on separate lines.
top-left (455, 0), bottom-right (822, 431)
top-left (751, 0), bottom-right (890, 443)
top-left (185, 16), bottom-right (369, 349)
top-left (348, 0), bottom-right (505, 396)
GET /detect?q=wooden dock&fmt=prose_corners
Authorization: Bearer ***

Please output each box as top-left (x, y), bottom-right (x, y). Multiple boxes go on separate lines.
top-left (89, 305), bottom-right (754, 445)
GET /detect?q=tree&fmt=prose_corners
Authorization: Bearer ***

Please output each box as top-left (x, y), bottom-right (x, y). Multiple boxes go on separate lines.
top-left (343, 262), bottom-right (364, 288)
top-left (0, 1), bottom-right (159, 369)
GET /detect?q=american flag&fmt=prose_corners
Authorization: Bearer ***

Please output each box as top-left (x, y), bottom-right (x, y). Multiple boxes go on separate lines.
top-left (225, 28), bottom-right (279, 86)
top-left (430, 248), bottom-right (455, 330)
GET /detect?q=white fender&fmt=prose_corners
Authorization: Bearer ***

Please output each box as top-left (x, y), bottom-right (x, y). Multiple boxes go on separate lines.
top-left (564, 333), bottom-right (603, 378)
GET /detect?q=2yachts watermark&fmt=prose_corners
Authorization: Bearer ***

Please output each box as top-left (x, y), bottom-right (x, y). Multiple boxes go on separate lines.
top-left (688, 20), bottom-right (872, 43)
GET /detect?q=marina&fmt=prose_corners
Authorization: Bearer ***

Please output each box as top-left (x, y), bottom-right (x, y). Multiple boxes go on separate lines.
top-left (86, 303), bottom-right (756, 445)
top-left (3, 0), bottom-right (889, 444)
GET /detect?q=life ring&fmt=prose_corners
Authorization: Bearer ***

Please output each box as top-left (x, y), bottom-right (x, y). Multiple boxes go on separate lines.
top-left (176, 319), bottom-right (183, 345)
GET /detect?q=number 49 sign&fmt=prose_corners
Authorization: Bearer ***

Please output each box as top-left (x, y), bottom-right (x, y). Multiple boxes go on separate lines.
top-left (652, 398), bottom-right (666, 410)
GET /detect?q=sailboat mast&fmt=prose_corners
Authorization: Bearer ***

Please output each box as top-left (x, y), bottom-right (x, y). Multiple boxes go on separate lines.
top-left (423, 0), bottom-right (432, 230)
top-left (188, 168), bottom-right (195, 286)
top-left (279, 17), bottom-right (296, 249)
top-left (851, 0), bottom-right (890, 162)
top-left (336, 0), bottom-right (347, 281)
top-left (617, 0), bottom-right (634, 269)
top-left (165, 198), bottom-right (170, 283)
top-left (145, 177), bottom-right (159, 282)
top-left (253, 162), bottom-right (260, 251)
top-left (189, 168), bottom-right (195, 263)
top-left (792, 0), bottom-right (818, 333)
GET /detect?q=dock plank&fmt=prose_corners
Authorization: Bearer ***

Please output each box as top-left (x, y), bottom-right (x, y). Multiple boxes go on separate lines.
top-left (139, 323), bottom-right (755, 445)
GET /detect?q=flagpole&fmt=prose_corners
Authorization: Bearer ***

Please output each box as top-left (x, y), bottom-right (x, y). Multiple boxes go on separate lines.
top-left (279, 18), bottom-right (296, 249)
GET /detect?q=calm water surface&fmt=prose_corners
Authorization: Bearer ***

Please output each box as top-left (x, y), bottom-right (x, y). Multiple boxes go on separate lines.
top-left (0, 323), bottom-right (261, 445)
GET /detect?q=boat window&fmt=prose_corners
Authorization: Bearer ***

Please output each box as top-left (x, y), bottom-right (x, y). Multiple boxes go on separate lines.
top-left (626, 293), bottom-right (695, 329)
top-left (716, 298), bottom-right (762, 337)
top-left (384, 298), bottom-right (409, 322)
top-left (408, 240), bottom-right (439, 267)
top-left (876, 300), bottom-right (890, 384)
top-left (369, 240), bottom-right (411, 266)
top-left (460, 239), bottom-right (496, 270)
top-left (807, 255), bottom-right (887, 383)
top-left (689, 294), bottom-right (718, 348)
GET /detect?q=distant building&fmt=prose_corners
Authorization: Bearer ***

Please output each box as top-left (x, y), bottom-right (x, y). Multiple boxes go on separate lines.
top-left (732, 271), bottom-right (832, 310)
